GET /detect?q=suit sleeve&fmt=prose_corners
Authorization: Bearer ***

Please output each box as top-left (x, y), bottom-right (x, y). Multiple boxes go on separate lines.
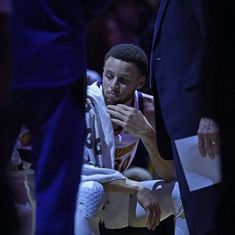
top-left (190, 0), bottom-right (221, 121)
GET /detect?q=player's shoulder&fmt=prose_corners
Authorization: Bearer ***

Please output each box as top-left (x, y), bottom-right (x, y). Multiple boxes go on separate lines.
top-left (138, 92), bottom-right (155, 127)
top-left (141, 92), bottom-right (154, 112)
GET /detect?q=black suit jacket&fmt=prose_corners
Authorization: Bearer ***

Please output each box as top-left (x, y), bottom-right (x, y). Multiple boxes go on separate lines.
top-left (149, 1), bottom-right (229, 234)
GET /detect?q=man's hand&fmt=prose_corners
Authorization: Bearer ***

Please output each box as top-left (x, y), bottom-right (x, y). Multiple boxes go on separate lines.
top-left (137, 188), bottom-right (161, 230)
top-left (197, 118), bottom-right (220, 159)
top-left (107, 104), bottom-right (151, 138)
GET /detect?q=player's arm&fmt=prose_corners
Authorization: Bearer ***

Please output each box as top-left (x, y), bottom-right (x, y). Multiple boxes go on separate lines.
top-left (103, 178), bottom-right (161, 230)
top-left (142, 94), bottom-right (176, 182)
top-left (103, 178), bottom-right (143, 193)
top-left (107, 96), bottom-right (176, 182)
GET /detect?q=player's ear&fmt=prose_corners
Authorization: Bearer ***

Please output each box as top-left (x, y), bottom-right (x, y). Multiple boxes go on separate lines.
top-left (137, 76), bottom-right (145, 89)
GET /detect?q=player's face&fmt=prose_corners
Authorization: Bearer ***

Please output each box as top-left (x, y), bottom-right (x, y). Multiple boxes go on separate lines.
top-left (102, 57), bottom-right (144, 105)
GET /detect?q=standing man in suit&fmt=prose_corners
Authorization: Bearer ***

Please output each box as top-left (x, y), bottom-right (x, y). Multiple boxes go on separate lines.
top-left (150, 1), bottom-right (234, 234)
top-left (9, 1), bottom-right (110, 235)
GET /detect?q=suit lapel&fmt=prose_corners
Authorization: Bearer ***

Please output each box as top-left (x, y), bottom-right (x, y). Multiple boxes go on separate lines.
top-left (151, 0), bottom-right (169, 50)
top-left (149, 0), bottom-right (169, 89)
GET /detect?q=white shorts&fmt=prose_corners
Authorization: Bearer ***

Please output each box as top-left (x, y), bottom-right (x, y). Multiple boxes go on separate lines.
top-left (74, 180), bottom-right (184, 235)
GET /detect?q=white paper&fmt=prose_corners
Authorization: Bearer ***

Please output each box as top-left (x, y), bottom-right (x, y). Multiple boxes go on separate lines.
top-left (175, 135), bottom-right (221, 191)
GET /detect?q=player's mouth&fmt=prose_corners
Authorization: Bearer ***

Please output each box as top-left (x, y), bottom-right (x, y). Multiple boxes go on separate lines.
top-left (106, 91), bottom-right (119, 98)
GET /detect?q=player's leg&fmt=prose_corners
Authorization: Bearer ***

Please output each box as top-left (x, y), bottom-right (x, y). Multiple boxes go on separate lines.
top-left (75, 181), bottom-right (105, 235)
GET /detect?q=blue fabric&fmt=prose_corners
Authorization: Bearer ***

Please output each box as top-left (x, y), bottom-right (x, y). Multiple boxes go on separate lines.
top-left (9, 1), bottom-right (110, 234)
top-left (150, 1), bottom-right (220, 234)
top-left (10, 0), bottom-right (110, 89)
top-left (9, 82), bottom-right (86, 235)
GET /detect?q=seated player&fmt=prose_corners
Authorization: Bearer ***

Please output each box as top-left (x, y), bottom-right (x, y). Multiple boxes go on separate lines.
top-left (75, 44), bottom-right (188, 235)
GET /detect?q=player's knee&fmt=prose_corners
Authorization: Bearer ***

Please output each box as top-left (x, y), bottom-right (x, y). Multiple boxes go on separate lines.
top-left (76, 181), bottom-right (105, 218)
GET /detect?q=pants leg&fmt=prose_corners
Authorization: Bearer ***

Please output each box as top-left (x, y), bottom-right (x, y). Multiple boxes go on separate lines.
top-left (172, 144), bottom-right (220, 235)
top-left (10, 81), bottom-right (86, 235)
top-left (33, 86), bottom-right (85, 235)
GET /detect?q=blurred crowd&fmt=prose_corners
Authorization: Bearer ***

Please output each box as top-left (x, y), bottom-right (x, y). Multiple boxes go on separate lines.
top-left (87, 0), bottom-right (160, 86)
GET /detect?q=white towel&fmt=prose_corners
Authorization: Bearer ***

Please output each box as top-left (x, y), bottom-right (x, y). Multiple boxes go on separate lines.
top-left (81, 83), bottom-right (125, 183)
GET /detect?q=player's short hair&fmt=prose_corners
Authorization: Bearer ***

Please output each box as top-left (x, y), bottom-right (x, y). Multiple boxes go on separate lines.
top-left (104, 44), bottom-right (148, 76)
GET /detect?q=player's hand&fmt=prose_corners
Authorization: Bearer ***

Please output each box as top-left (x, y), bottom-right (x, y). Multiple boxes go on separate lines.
top-left (197, 118), bottom-right (220, 159)
top-left (137, 188), bottom-right (161, 230)
top-left (107, 104), bottom-right (151, 138)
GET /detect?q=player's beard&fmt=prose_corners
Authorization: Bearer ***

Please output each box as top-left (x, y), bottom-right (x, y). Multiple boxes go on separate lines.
top-left (103, 90), bottom-right (134, 106)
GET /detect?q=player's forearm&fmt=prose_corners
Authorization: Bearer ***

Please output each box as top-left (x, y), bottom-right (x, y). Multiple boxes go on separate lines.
top-left (141, 126), bottom-right (176, 182)
top-left (102, 178), bottom-right (144, 194)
